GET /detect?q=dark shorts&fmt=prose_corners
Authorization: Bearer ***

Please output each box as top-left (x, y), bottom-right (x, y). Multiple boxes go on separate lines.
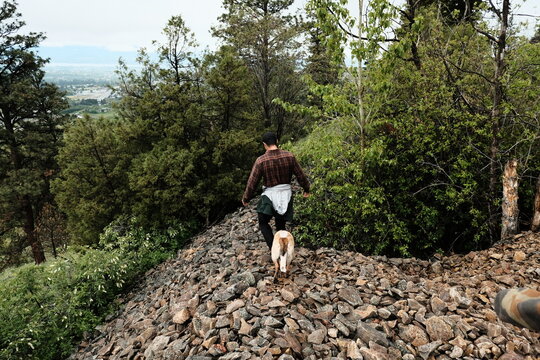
top-left (256, 195), bottom-right (293, 222)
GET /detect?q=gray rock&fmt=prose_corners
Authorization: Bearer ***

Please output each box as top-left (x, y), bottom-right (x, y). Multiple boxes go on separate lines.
top-left (338, 303), bottom-right (351, 314)
top-left (208, 344), bottom-right (226, 356)
top-left (407, 299), bottom-right (422, 311)
top-left (277, 355), bottom-right (295, 360)
top-left (213, 289), bottom-right (236, 302)
top-left (424, 316), bottom-right (454, 342)
top-left (431, 261), bottom-right (443, 274)
top-left (231, 271), bottom-right (256, 286)
top-left (377, 308), bottom-right (391, 319)
top-left (226, 299), bottom-right (245, 314)
top-left (418, 341), bottom-right (442, 360)
top-left (298, 319), bottom-right (316, 332)
top-left (338, 287), bottom-right (363, 306)
top-left (369, 296), bottom-right (381, 305)
top-left (263, 316), bottom-right (283, 328)
top-left (280, 288), bottom-right (297, 302)
top-left (332, 319), bottom-right (350, 337)
top-left (307, 328), bottom-right (327, 345)
top-left (430, 296), bottom-right (447, 315)
top-left (355, 321), bottom-right (389, 347)
top-left (219, 352), bottom-right (244, 360)
top-left (307, 291), bottom-right (326, 303)
top-left (215, 315), bottom-right (230, 328)
top-left (245, 304), bottom-right (262, 317)
top-left (449, 345), bottom-right (464, 359)
top-left (449, 287), bottom-right (472, 308)
top-left (144, 335), bottom-right (170, 358)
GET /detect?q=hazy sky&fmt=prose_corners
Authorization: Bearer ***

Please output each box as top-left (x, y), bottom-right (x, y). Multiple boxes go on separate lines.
top-left (17, 0), bottom-right (539, 53)
top-left (17, 0), bottom-right (307, 52)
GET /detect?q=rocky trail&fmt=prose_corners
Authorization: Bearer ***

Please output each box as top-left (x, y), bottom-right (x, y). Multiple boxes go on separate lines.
top-left (70, 204), bottom-right (540, 360)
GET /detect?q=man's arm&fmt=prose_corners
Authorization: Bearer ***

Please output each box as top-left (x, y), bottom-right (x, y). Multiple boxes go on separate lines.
top-left (242, 160), bottom-right (262, 204)
top-left (292, 155), bottom-right (310, 194)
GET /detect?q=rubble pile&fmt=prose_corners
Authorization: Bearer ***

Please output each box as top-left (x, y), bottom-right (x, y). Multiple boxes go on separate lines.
top-left (70, 204), bottom-right (540, 360)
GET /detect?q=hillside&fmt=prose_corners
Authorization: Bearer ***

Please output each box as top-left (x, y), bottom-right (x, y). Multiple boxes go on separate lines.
top-left (69, 204), bottom-right (540, 360)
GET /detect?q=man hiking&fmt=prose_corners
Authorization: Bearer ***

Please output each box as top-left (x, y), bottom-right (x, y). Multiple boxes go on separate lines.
top-left (242, 132), bottom-right (310, 248)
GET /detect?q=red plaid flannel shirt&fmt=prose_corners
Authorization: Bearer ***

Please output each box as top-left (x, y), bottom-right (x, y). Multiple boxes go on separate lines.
top-left (243, 149), bottom-right (310, 202)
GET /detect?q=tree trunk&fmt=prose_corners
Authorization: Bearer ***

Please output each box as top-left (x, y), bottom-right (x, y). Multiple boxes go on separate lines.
top-left (262, 0), bottom-right (272, 128)
top-left (487, 0), bottom-right (510, 240)
top-left (3, 114), bottom-right (46, 264)
top-left (532, 174), bottom-right (540, 232)
top-left (357, 0), bottom-right (366, 149)
top-left (501, 159), bottom-right (519, 239)
top-left (50, 226), bottom-right (58, 258)
top-left (23, 196), bottom-right (45, 264)
top-left (406, 0), bottom-right (421, 70)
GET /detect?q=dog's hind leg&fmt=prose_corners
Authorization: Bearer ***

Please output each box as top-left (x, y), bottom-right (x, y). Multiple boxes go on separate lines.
top-left (273, 261), bottom-right (279, 282)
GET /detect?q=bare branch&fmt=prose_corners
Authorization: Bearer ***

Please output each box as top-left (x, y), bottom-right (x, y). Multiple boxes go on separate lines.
top-left (488, 0), bottom-right (502, 20)
top-left (413, 182), bottom-right (454, 196)
top-left (514, 13), bottom-right (540, 18)
top-left (444, 57), bottom-right (495, 85)
top-left (472, 23), bottom-right (498, 43)
top-left (326, 5), bottom-right (398, 42)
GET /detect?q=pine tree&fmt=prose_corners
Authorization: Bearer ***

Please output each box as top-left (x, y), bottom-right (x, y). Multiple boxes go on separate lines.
top-left (213, 0), bottom-right (304, 137)
top-left (0, 1), bottom-right (67, 265)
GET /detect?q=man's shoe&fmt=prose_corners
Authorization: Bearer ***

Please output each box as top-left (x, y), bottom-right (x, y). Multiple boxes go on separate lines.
top-left (494, 288), bottom-right (540, 331)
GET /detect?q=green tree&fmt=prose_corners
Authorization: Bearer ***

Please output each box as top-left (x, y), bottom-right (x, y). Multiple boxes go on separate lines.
top-left (305, 0), bottom-right (398, 148)
top-left (291, 1), bottom-right (539, 256)
top-left (304, 19), bottom-right (339, 87)
top-left (54, 15), bottom-right (262, 242)
top-left (213, 0), bottom-right (305, 137)
top-left (0, 1), bottom-right (67, 265)
top-left (52, 116), bottom-right (132, 245)
top-left (203, 45), bottom-right (258, 131)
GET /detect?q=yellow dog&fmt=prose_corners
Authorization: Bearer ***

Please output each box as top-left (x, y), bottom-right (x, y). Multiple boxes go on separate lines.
top-left (271, 230), bottom-right (294, 280)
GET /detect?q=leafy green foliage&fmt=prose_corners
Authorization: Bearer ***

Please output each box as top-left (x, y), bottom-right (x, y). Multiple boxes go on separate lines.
top-left (291, 3), bottom-right (540, 257)
top-left (0, 222), bottom-right (191, 360)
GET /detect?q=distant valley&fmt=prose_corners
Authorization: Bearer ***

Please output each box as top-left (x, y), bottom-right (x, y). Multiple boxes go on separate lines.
top-left (44, 64), bottom-right (123, 119)
top-left (38, 45), bottom-right (140, 118)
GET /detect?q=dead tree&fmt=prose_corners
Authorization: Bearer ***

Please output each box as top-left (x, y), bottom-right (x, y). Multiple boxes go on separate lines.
top-left (501, 159), bottom-right (519, 238)
top-left (532, 175), bottom-right (540, 232)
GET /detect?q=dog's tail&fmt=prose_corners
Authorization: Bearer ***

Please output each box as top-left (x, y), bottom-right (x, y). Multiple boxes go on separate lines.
top-left (278, 231), bottom-right (289, 256)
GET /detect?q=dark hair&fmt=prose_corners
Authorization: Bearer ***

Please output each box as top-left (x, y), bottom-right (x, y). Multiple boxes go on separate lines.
top-left (262, 132), bottom-right (278, 146)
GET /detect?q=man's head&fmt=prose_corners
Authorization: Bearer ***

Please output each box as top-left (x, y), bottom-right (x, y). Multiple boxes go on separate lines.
top-left (262, 132), bottom-right (278, 148)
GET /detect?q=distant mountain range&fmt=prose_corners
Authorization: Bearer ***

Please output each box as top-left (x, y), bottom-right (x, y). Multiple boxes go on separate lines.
top-left (37, 45), bottom-right (139, 66)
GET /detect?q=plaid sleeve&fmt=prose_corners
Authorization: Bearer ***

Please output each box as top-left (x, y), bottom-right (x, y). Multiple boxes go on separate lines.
top-left (243, 160), bottom-right (262, 202)
top-left (292, 155), bottom-right (310, 193)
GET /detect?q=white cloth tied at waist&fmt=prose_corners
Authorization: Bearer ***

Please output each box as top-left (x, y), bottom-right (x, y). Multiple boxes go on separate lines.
top-left (262, 184), bottom-right (292, 215)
